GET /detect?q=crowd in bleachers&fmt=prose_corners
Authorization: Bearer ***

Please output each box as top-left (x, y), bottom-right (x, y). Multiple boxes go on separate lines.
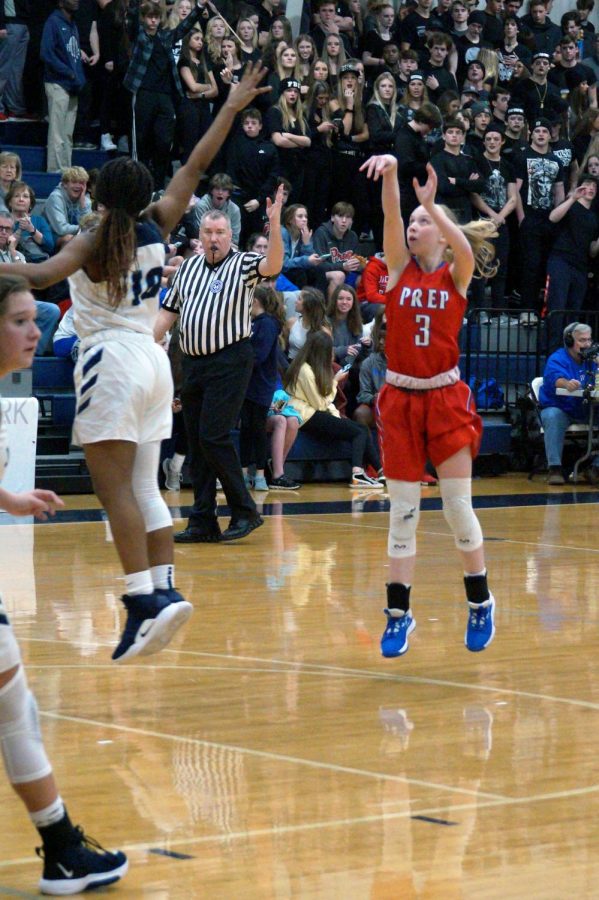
top-left (5, 0), bottom-right (599, 483)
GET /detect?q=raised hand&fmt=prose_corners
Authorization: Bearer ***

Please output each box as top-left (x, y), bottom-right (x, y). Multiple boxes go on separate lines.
top-left (359, 154), bottom-right (397, 181)
top-left (413, 163), bottom-right (438, 209)
top-left (226, 61), bottom-right (271, 112)
top-left (265, 183), bottom-right (285, 224)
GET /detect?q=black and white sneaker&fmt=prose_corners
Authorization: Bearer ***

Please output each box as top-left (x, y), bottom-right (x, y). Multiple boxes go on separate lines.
top-left (349, 471), bottom-right (384, 489)
top-left (269, 475), bottom-right (301, 490)
top-left (37, 827), bottom-right (128, 895)
top-left (112, 590), bottom-right (193, 663)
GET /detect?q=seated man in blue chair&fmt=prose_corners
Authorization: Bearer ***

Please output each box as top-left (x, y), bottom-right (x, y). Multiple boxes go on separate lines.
top-left (539, 321), bottom-right (599, 485)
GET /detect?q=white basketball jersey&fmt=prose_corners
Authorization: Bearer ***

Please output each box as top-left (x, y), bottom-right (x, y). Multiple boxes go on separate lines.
top-left (68, 220), bottom-right (166, 341)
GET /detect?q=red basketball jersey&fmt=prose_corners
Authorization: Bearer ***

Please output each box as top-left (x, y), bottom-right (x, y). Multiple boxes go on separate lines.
top-left (384, 258), bottom-right (466, 378)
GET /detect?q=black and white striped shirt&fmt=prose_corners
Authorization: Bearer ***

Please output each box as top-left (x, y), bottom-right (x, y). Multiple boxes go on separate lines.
top-left (162, 250), bottom-right (265, 356)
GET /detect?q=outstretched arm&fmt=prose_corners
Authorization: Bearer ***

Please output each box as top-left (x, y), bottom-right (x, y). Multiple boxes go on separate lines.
top-left (258, 184), bottom-right (285, 277)
top-left (0, 230), bottom-right (95, 288)
top-left (360, 154), bottom-right (409, 289)
top-left (150, 63), bottom-right (271, 237)
top-left (414, 163), bottom-right (474, 295)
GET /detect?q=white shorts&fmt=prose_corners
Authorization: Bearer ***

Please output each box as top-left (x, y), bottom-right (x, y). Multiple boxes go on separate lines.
top-left (72, 333), bottom-right (173, 446)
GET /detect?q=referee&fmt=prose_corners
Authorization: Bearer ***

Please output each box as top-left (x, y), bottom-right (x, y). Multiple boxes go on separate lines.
top-left (155, 186), bottom-right (284, 542)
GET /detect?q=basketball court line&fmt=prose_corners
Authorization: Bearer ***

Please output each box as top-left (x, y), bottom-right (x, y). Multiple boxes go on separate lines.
top-left (19, 650), bottom-right (599, 712)
top-left (3, 781), bottom-right (599, 874)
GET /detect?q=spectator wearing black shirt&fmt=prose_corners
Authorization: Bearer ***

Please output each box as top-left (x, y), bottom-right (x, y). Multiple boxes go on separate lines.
top-left (393, 101), bottom-right (442, 225)
top-left (550, 119), bottom-right (576, 192)
top-left (256, 0), bottom-right (279, 48)
top-left (361, 3), bottom-right (395, 81)
top-left (514, 117), bottom-right (565, 315)
top-left (227, 107), bottom-right (280, 245)
top-left (465, 101), bottom-right (492, 163)
top-left (481, 0), bottom-right (505, 48)
top-left (549, 35), bottom-right (598, 106)
top-left (471, 123), bottom-right (517, 315)
top-left (456, 11), bottom-right (492, 82)
top-left (546, 175), bottom-right (599, 350)
top-left (449, 0), bottom-right (469, 41)
top-left (264, 78), bottom-right (311, 204)
top-left (422, 32), bottom-right (458, 104)
top-left (511, 50), bottom-right (566, 126)
top-left (430, 117), bottom-right (483, 222)
top-left (502, 104), bottom-right (528, 161)
top-left (490, 85), bottom-right (511, 123)
top-left (497, 16), bottom-right (533, 83)
top-left (367, 71), bottom-right (401, 247)
top-left (520, 0), bottom-right (561, 55)
top-left (311, 0), bottom-right (353, 55)
top-left (124, 0), bottom-right (202, 189)
top-left (399, 0), bottom-right (445, 58)
top-left (302, 80), bottom-right (336, 230)
top-left (329, 61), bottom-right (370, 235)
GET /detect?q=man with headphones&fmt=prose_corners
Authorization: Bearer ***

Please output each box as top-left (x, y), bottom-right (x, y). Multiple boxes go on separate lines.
top-left (538, 321), bottom-right (599, 484)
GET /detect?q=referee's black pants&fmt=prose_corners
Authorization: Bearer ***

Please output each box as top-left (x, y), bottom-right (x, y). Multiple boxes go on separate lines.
top-left (181, 340), bottom-right (256, 530)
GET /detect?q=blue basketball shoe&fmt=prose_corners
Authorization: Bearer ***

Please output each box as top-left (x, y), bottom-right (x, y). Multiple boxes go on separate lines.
top-left (465, 595), bottom-right (495, 652)
top-left (37, 826), bottom-right (128, 895)
top-left (112, 590), bottom-right (193, 663)
top-left (381, 610), bottom-right (416, 658)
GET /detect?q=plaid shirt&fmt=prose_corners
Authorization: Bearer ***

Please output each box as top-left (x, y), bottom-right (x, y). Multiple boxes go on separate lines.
top-left (124, 0), bottom-right (202, 96)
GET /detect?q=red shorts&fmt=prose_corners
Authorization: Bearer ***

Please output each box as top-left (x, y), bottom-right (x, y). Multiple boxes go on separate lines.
top-left (376, 381), bottom-right (482, 482)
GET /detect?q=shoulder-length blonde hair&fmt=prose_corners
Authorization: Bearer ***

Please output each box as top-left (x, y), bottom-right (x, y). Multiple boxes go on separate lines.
top-left (322, 33), bottom-right (347, 70)
top-left (369, 72), bottom-right (398, 128)
top-left (237, 16), bottom-right (258, 50)
top-left (275, 43), bottom-right (302, 81)
top-left (205, 15), bottom-right (225, 63)
top-left (278, 90), bottom-right (308, 134)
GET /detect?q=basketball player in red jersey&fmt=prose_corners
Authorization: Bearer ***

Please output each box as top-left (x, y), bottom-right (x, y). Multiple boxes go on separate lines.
top-left (360, 154), bottom-right (498, 658)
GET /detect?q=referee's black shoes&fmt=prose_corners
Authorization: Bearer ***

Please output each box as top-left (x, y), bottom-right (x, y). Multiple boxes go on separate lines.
top-left (174, 525), bottom-right (222, 543)
top-left (220, 515), bottom-right (264, 542)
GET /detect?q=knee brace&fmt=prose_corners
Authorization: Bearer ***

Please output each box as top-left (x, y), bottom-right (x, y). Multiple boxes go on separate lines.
top-left (440, 478), bottom-right (483, 552)
top-left (387, 480), bottom-right (421, 558)
top-left (133, 442), bottom-right (173, 533)
top-left (134, 478), bottom-right (172, 533)
top-left (0, 666), bottom-right (52, 784)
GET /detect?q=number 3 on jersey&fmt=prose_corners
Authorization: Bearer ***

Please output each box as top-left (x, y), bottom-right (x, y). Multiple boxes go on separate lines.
top-left (130, 266), bottom-right (162, 306)
top-left (415, 314), bottom-right (430, 347)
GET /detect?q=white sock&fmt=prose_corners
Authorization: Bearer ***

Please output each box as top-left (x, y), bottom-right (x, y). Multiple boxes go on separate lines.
top-left (125, 570), bottom-right (154, 597)
top-left (30, 796), bottom-right (65, 829)
top-left (151, 564), bottom-right (174, 591)
top-left (170, 453), bottom-right (185, 474)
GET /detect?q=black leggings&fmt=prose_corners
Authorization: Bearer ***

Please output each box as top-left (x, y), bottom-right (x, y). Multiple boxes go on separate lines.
top-left (239, 398), bottom-right (269, 468)
top-left (301, 411), bottom-right (380, 470)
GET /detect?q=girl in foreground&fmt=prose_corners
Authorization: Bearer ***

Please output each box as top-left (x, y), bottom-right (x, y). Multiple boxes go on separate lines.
top-left (360, 155), bottom-right (498, 658)
top-left (0, 65), bottom-right (271, 664)
top-left (0, 276), bottom-right (127, 894)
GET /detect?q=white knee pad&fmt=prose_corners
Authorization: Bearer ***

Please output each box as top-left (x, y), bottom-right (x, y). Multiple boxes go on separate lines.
top-left (0, 666), bottom-right (52, 784)
top-left (387, 480), bottom-right (421, 558)
top-left (440, 478), bottom-right (483, 552)
top-left (133, 442), bottom-right (173, 533)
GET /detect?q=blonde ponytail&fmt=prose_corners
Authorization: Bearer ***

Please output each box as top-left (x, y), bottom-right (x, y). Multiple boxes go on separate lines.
top-left (438, 205), bottom-right (499, 279)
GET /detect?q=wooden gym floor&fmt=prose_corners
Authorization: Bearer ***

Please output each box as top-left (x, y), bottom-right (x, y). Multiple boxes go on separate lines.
top-left (2, 474), bottom-right (599, 898)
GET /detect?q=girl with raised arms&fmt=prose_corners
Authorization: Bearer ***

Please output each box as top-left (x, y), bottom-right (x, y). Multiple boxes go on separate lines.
top-left (360, 154), bottom-right (498, 658)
